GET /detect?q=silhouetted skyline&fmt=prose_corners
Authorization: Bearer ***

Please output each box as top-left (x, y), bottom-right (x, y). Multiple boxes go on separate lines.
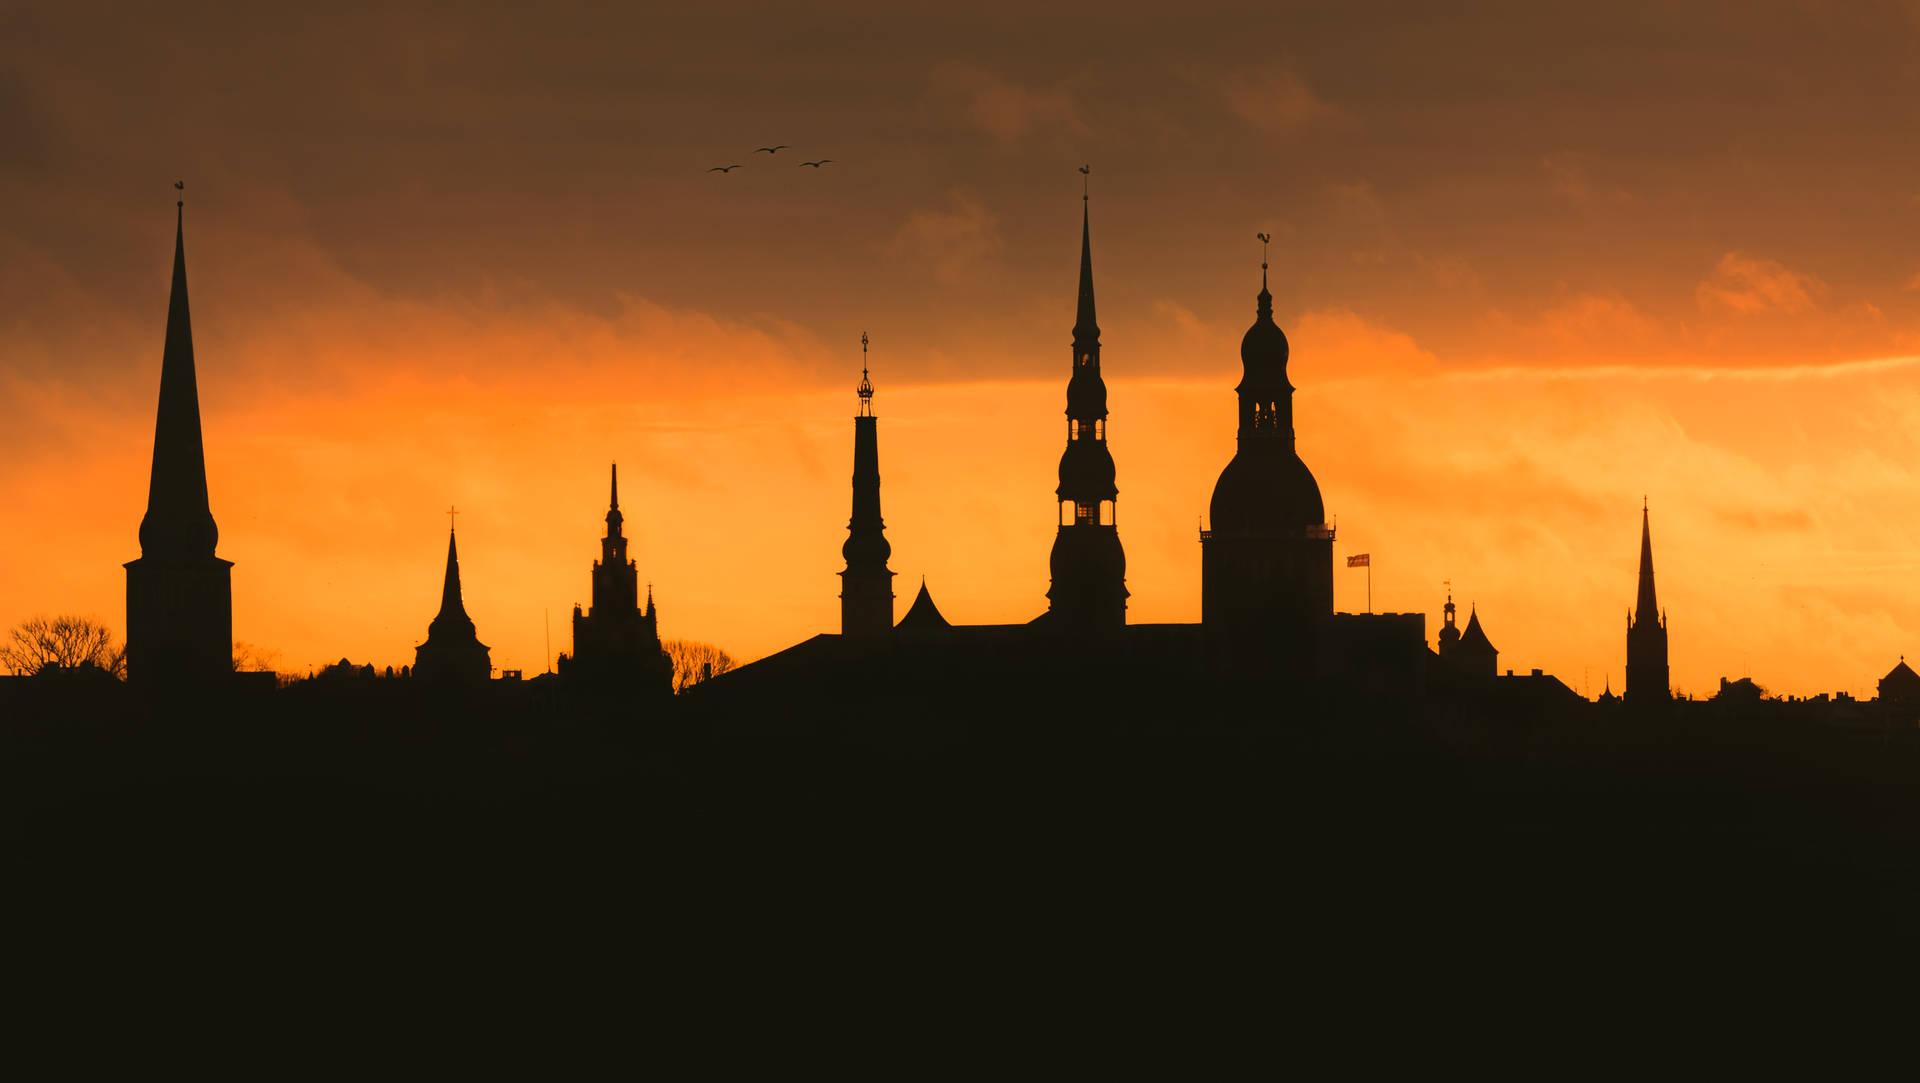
top-left (10, 5), bottom-right (1920, 696)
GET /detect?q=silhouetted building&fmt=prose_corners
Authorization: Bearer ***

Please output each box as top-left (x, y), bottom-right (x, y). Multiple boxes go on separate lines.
top-left (896, 578), bottom-right (950, 634)
top-left (414, 525), bottom-right (491, 684)
top-left (561, 465), bottom-right (670, 693)
top-left (1626, 501), bottom-right (1670, 705)
top-left (1201, 250), bottom-right (1333, 668)
top-left (841, 338), bottom-right (895, 642)
top-left (1436, 591), bottom-right (1498, 679)
top-left (124, 201), bottom-right (234, 687)
top-left (1045, 188), bottom-right (1127, 630)
top-left (1880, 658), bottom-right (1920, 704)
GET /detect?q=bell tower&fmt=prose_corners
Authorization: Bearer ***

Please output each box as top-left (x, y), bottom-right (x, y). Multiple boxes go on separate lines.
top-left (840, 333), bottom-right (896, 641)
top-left (1046, 169), bottom-right (1128, 630)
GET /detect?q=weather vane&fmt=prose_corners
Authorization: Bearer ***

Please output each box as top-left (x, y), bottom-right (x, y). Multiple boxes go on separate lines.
top-left (1079, 163), bottom-right (1090, 199)
top-left (1257, 232), bottom-right (1271, 270)
top-left (857, 332), bottom-right (874, 415)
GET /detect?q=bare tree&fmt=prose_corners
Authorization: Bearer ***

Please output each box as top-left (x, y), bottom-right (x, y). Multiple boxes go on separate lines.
top-left (232, 640), bottom-right (283, 674)
top-left (663, 639), bottom-right (737, 693)
top-left (0, 615), bottom-right (125, 678)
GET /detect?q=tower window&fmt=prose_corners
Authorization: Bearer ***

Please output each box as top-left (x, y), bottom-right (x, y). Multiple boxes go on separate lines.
top-left (1094, 419), bottom-right (1105, 440)
top-left (1061, 500), bottom-right (1075, 526)
top-left (1100, 501), bottom-right (1115, 526)
top-left (1076, 502), bottom-right (1096, 526)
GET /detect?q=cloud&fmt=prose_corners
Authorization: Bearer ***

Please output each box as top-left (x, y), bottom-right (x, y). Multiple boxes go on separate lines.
top-left (885, 190), bottom-right (1004, 283)
top-left (1541, 150), bottom-right (1630, 208)
top-left (1220, 66), bottom-right (1336, 134)
top-left (926, 62), bottom-right (1088, 143)
top-left (1905, 269), bottom-right (1920, 292)
top-left (1696, 252), bottom-right (1826, 315)
top-left (1289, 307), bottom-right (1438, 378)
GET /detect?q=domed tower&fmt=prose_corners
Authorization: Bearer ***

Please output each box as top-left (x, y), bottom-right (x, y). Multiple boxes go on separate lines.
top-left (1201, 238), bottom-right (1333, 666)
top-left (1045, 175), bottom-right (1127, 630)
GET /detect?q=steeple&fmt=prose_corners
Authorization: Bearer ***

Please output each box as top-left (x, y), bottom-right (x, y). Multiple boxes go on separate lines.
top-left (430, 526), bottom-right (477, 641)
top-left (139, 201), bottom-right (220, 562)
top-left (125, 197), bottom-right (234, 686)
top-left (1626, 499), bottom-right (1670, 705)
top-left (607, 462), bottom-right (624, 536)
top-left (841, 332), bottom-right (895, 641)
top-left (1047, 171), bottom-right (1128, 629)
top-left (1074, 185), bottom-right (1098, 345)
top-left (415, 518), bottom-right (491, 684)
top-left (1635, 497), bottom-right (1657, 622)
top-left (561, 468), bottom-right (670, 695)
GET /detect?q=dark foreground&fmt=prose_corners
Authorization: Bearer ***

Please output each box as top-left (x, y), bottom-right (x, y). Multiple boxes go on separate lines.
top-left (5, 678), bottom-right (1917, 1034)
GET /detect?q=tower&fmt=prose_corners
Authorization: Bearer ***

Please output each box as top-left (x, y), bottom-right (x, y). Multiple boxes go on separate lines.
top-left (1046, 174), bottom-right (1127, 629)
top-left (1626, 500), bottom-right (1670, 704)
top-left (125, 199), bottom-right (234, 686)
top-left (1438, 589), bottom-right (1461, 656)
top-left (840, 333), bottom-right (895, 641)
top-left (414, 520), bottom-right (492, 684)
top-left (1201, 237), bottom-right (1333, 667)
top-left (563, 465), bottom-right (670, 693)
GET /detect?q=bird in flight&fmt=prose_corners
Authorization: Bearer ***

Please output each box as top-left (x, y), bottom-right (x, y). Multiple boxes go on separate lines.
top-left (799, 159), bottom-right (834, 168)
top-left (755, 145), bottom-right (788, 154)
top-left (707, 164), bottom-right (743, 173)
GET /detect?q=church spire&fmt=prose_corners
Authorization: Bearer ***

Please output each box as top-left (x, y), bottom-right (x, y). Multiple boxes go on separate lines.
top-left (415, 516), bottom-right (491, 684)
top-left (1635, 497), bottom-right (1658, 622)
top-left (841, 332), bottom-right (894, 640)
top-left (1074, 171), bottom-right (1098, 345)
top-left (607, 462), bottom-right (624, 536)
top-left (138, 199), bottom-right (220, 561)
top-left (1048, 170), bottom-right (1127, 629)
top-left (432, 525), bottom-right (474, 635)
top-left (124, 195), bottom-right (234, 686)
top-left (1626, 498), bottom-right (1670, 705)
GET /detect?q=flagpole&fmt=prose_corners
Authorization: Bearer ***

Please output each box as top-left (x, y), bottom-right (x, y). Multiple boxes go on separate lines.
top-left (1367, 561), bottom-right (1372, 615)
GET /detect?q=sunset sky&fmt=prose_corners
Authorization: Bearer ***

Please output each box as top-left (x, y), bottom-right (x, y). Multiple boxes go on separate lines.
top-left (7, 1), bottom-right (1920, 695)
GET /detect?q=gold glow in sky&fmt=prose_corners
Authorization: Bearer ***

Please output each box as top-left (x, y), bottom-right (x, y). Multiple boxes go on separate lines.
top-left (6, 2), bottom-right (1920, 695)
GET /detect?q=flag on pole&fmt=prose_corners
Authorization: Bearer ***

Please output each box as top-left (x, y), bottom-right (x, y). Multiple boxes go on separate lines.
top-left (1346, 554), bottom-right (1370, 567)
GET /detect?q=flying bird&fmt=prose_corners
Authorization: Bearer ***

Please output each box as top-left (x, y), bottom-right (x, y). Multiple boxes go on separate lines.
top-left (799, 159), bottom-right (834, 168)
top-left (707, 165), bottom-right (743, 173)
top-left (755, 145), bottom-right (788, 154)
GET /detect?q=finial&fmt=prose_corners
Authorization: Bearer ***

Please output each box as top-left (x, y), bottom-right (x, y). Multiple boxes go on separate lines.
top-left (446, 505), bottom-right (459, 532)
top-left (1079, 163), bottom-right (1090, 201)
top-left (857, 331), bottom-right (874, 414)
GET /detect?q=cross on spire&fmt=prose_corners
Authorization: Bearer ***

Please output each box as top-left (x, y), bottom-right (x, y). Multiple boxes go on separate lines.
top-left (447, 505), bottom-right (459, 531)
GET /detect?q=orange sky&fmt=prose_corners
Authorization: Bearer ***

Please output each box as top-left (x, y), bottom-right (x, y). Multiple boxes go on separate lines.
top-left (7, 2), bottom-right (1920, 696)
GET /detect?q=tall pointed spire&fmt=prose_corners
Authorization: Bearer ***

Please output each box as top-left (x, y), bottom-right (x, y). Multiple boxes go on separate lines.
top-left (1049, 169), bottom-right (1127, 629)
top-left (125, 197), bottom-right (233, 686)
top-left (1635, 497), bottom-right (1658, 621)
top-left (842, 332), bottom-right (895, 640)
top-left (607, 462), bottom-right (624, 536)
top-left (1074, 180), bottom-right (1098, 344)
top-left (431, 526), bottom-right (475, 635)
top-left (1626, 499), bottom-right (1670, 705)
top-left (138, 200), bottom-right (219, 561)
top-left (415, 517), bottom-right (491, 684)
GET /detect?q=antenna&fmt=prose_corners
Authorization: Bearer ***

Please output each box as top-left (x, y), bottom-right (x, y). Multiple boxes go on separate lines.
top-left (545, 608), bottom-right (552, 674)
